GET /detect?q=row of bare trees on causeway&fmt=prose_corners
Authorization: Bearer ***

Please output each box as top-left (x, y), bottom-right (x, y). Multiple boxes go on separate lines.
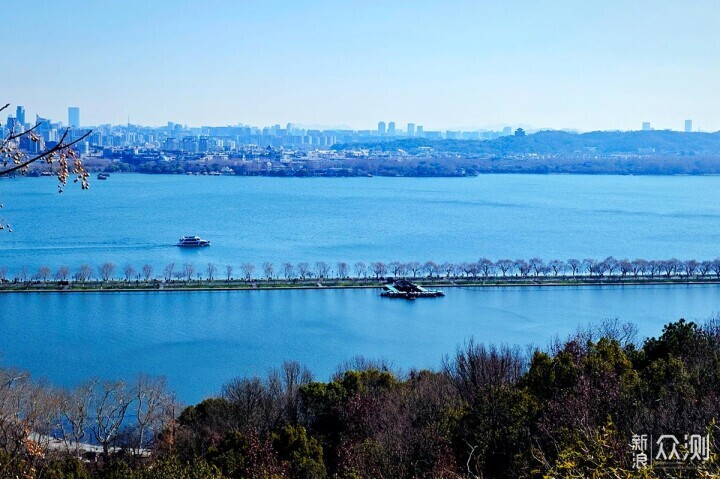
top-left (3, 256), bottom-right (720, 284)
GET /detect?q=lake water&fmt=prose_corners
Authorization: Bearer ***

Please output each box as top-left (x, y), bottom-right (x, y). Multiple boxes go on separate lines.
top-left (1, 285), bottom-right (719, 404)
top-left (2, 174), bottom-right (720, 274)
top-left (2, 174), bottom-right (720, 403)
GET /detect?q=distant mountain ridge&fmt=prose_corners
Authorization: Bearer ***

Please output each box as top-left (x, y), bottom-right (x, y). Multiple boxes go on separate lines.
top-left (333, 130), bottom-right (720, 156)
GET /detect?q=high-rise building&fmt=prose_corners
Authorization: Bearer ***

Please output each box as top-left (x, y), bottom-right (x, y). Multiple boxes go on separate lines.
top-left (68, 107), bottom-right (80, 128)
top-left (416, 125), bottom-right (424, 137)
top-left (15, 106), bottom-right (25, 126)
top-left (377, 121), bottom-right (386, 134)
top-left (684, 119), bottom-right (692, 133)
top-left (407, 123), bottom-right (415, 137)
top-left (642, 122), bottom-right (651, 131)
top-left (388, 122), bottom-right (396, 136)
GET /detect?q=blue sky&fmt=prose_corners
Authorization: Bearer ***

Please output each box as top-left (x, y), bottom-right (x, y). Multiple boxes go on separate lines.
top-left (6, 0), bottom-right (719, 131)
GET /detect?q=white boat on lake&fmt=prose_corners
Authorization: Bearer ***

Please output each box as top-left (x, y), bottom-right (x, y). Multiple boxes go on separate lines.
top-left (176, 235), bottom-right (211, 247)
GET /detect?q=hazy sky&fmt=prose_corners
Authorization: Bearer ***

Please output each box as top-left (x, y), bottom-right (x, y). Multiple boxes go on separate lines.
top-left (5, 1), bottom-right (719, 131)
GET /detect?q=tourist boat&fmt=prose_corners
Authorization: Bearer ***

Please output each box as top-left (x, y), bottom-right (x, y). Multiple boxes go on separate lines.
top-left (97, 173), bottom-right (110, 180)
top-left (380, 279), bottom-right (444, 299)
top-left (176, 235), bottom-right (211, 247)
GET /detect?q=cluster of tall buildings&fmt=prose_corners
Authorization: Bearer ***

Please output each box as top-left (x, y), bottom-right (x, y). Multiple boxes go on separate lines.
top-left (377, 121), bottom-right (423, 137)
top-left (2, 106), bottom-right (87, 154)
top-left (642, 120), bottom-right (694, 132)
top-left (2, 106), bottom-right (519, 156)
top-left (5, 104), bottom-right (702, 160)
top-left (376, 120), bottom-right (511, 140)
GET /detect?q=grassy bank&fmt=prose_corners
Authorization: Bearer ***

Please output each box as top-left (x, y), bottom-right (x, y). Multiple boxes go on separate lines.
top-left (1, 275), bottom-right (719, 293)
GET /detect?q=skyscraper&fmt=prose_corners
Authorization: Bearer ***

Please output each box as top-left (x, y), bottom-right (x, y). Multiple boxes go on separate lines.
top-left (15, 106), bottom-right (25, 126)
top-left (68, 107), bottom-right (80, 128)
top-left (377, 121), bottom-right (386, 135)
top-left (407, 123), bottom-right (416, 137)
top-left (416, 125), bottom-right (424, 137)
top-left (388, 122), bottom-right (396, 136)
top-left (642, 122), bottom-right (651, 131)
top-left (684, 119), bottom-right (692, 133)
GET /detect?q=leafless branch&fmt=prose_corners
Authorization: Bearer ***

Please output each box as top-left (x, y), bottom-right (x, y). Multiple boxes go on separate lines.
top-left (0, 128), bottom-right (91, 177)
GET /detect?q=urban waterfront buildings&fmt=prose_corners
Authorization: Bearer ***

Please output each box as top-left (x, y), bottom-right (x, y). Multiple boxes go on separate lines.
top-left (2, 105), bottom-right (703, 162)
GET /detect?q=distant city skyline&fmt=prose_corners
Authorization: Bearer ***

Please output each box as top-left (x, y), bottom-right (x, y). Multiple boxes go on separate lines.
top-left (5, 1), bottom-right (719, 131)
top-left (4, 104), bottom-right (709, 134)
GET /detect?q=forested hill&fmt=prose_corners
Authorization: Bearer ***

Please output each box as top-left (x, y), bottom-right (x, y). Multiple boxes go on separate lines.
top-left (333, 130), bottom-right (720, 156)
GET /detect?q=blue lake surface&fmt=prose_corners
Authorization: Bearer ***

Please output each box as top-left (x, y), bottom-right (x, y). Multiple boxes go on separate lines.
top-left (1, 285), bottom-right (719, 404)
top-left (2, 174), bottom-right (720, 403)
top-left (1, 174), bottom-right (720, 272)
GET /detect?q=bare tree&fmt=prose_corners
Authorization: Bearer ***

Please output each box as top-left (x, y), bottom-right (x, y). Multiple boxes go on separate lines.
top-left (276, 361), bottom-right (313, 424)
top-left (262, 262), bottom-right (274, 280)
top-left (36, 266), bottom-right (51, 282)
top-left (582, 258), bottom-right (597, 276)
top-left (594, 259), bottom-right (609, 277)
top-left (659, 258), bottom-right (681, 277)
top-left (406, 261), bottom-right (421, 278)
top-left (142, 264), bottom-right (153, 281)
top-left (225, 264), bottom-right (234, 281)
top-left (699, 260), bottom-right (712, 277)
top-left (604, 256), bottom-right (619, 277)
top-left (529, 258), bottom-right (544, 277)
top-left (18, 265), bottom-right (29, 282)
top-left (619, 259), bottom-right (633, 277)
top-left (90, 380), bottom-right (132, 456)
top-left (683, 259), bottom-right (699, 278)
top-left (566, 258), bottom-right (581, 277)
top-left (60, 381), bottom-right (95, 458)
top-left (549, 259), bottom-right (565, 276)
top-left (297, 262), bottom-right (310, 280)
top-left (423, 261), bottom-right (439, 278)
top-left (389, 261), bottom-right (404, 278)
top-left (163, 263), bottom-right (175, 281)
top-left (631, 259), bottom-right (648, 277)
top-left (132, 375), bottom-right (173, 454)
top-left (336, 261), bottom-right (349, 279)
top-left (315, 261), bottom-right (330, 279)
top-left (353, 261), bottom-right (367, 279)
top-left (98, 263), bottom-right (116, 282)
top-left (515, 259), bottom-right (531, 277)
top-left (0, 368), bottom-right (63, 476)
top-left (440, 262), bottom-right (455, 278)
top-left (75, 264), bottom-right (92, 283)
top-left (646, 260), bottom-right (659, 278)
top-left (477, 258), bottom-right (494, 278)
top-left (443, 339), bottom-right (525, 401)
top-left (241, 262), bottom-right (255, 281)
top-left (123, 263), bottom-right (135, 281)
top-left (495, 259), bottom-right (513, 277)
top-left (206, 262), bottom-right (217, 281)
top-left (182, 263), bottom-right (195, 281)
top-left (371, 261), bottom-right (387, 279)
top-left (282, 262), bottom-right (295, 280)
top-left (712, 259), bottom-right (720, 279)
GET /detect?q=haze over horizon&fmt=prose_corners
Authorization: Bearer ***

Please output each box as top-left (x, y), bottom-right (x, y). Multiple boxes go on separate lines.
top-left (6, 0), bottom-right (719, 132)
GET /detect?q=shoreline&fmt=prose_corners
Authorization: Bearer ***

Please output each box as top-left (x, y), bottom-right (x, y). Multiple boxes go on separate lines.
top-left (1, 277), bottom-right (719, 294)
